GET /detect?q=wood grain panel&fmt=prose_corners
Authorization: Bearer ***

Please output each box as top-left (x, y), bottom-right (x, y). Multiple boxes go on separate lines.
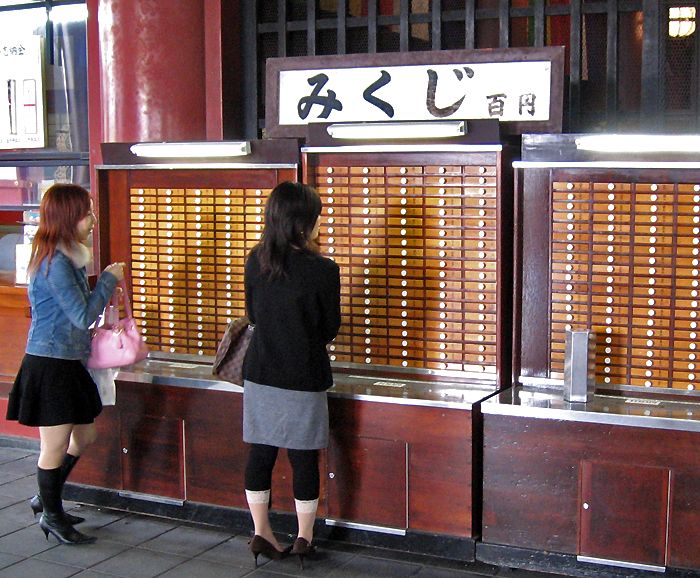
top-left (328, 434), bottom-right (407, 528)
top-left (120, 411), bottom-right (184, 499)
top-left (483, 412), bottom-right (700, 569)
top-left (0, 285), bottom-right (30, 387)
top-left (70, 406), bottom-right (122, 488)
top-left (127, 169), bottom-right (290, 190)
top-left (183, 391), bottom-right (248, 508)
top-left (668, 470), bottom-right (700, 569)
top-left (183, 389), bottom-right (246, 508)
top-left (579, 460), bottom-right (669, 566)
top-left (0, 313), bottom-right (29, 387)
top-left (75, 381), bottom-right (323, 515)
top-left (329, 398), bottom-right (474, 536)
top-left (482, 415), bottom-right (579, 551)
top-left (182, 387), bottom-right (309, 514)
top-left (409, 440), bottom-right (471, 535)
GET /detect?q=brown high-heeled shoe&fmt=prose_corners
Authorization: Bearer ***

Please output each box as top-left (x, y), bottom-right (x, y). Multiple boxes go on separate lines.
top-left (291, 537), bottom-right (316, 569)
top-left (248, 535), bottom-right (289, 567)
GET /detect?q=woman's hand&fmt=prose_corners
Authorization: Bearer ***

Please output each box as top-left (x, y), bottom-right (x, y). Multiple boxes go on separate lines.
top-left (104, 261), bottom-right (126, 281)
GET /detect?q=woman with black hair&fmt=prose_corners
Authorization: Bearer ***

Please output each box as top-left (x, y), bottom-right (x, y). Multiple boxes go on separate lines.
top-left (242, 181), bottom-right (341, 567)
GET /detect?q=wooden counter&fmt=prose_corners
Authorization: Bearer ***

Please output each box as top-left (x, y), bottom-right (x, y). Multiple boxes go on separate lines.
top-left (479, 386), bottom-right (700, 573)
top-left (67, 358), bottom-right (493, 559)
top-left (0, 276), bottom-right (29, 389)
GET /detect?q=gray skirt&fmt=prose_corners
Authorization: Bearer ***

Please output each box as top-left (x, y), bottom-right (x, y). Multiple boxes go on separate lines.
top-left (243, 380), bottom-right (329, 450)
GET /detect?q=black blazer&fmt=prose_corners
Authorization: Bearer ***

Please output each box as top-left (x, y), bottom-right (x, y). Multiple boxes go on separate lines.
top-left (242, 248), bottom-right (341, 392)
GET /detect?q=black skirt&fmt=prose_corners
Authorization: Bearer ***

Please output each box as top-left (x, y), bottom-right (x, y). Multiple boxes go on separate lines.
top-left (6, 354), bottom-right (102, 427)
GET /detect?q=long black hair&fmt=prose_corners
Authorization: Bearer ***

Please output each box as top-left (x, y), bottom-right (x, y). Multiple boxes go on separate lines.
top-left (255, 181), bottom-right (322, 278)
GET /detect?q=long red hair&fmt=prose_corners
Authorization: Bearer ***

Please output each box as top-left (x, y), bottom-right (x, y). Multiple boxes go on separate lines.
top-left (29, 183), bottom-right (92, 275)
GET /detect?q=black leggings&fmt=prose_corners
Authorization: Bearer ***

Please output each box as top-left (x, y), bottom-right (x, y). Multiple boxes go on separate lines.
top-left (245, 443), bottom-right (320, 501)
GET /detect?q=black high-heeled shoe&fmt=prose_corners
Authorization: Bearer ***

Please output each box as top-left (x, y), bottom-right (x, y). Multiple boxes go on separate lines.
top-left (30, 495), bottom-right (85, 525)
top-left (39, 513), bottom-right (96, 545)
top-left (248, 534), bottom-right (289, 567)
top-left (291, 537), bottom-right (316, 569)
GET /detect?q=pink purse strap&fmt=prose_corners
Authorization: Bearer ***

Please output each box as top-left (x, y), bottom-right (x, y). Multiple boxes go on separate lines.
top-left (96, 279), bottom-right (132, 327)
top-left (116, 279), bottom-right (133, 319)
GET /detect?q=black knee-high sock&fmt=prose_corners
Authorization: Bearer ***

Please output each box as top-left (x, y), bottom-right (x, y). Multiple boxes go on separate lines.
top-left (60, 454), bottom-right (80, 487)
top-left (37, 467), bottom-right (63, 516)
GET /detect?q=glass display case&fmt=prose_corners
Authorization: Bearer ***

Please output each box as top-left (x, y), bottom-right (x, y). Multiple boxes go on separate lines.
top-left (0, 151), bottom-right (89, 284)
top-left (0, 1), bottom-right (89, 285)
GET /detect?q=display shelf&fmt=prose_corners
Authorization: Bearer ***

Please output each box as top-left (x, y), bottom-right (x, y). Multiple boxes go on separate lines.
top-left (97, 139), bottom-right (300, 360)
top-left (303, 141), bottom-right (512, 386)
top-left (516, 133), bottom-right (700, 394)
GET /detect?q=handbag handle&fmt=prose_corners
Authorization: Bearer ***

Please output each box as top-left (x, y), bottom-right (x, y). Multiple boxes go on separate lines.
top-left (116, 279), bottom-right (134, 319)
top-left (95, 279), bottom-right (133, 328)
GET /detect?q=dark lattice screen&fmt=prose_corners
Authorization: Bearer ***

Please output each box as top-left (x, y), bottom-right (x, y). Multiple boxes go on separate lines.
top-left (664, 1), bottom-right (699, 131)
top-left (238, 0), bottom-right (690, 138)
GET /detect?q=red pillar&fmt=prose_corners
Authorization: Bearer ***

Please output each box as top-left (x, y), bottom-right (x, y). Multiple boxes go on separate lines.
top-left (95, 0), bottom-right (208, 143)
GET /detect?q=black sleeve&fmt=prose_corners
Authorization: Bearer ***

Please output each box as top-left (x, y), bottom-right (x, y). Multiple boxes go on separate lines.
top-left (317, 261), bottom-right (341, 343)
top-left (244, 254), bottom-right (256, 325)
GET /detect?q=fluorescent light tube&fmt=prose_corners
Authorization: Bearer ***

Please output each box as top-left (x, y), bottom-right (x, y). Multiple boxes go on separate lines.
top-left (130, 141), bottom-right (251, 158)
top-left (575, 135), bottom-right (700, 153)
top-left (326, 121), bottom-right (465, 140)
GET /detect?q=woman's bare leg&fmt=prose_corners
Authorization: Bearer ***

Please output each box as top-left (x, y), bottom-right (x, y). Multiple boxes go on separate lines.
top-left (67, 423), bottom-right (97, 457)
top-left (38, 424), bottom-right (73, 469)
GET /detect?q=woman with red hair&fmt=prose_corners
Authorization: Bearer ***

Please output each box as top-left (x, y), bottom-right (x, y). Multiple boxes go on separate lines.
top-left (6, 183), bottom-right (125, 545)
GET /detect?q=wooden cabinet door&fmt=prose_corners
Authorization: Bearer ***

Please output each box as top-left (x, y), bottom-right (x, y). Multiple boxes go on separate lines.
top-left (120, 412), bottom-right (185, 500)
top-left (327, 435), bottom-right (407, 529)
top-left (579, 460), bottom-right (670, 567)
top-left (70, 406), bottom-right (122, 489)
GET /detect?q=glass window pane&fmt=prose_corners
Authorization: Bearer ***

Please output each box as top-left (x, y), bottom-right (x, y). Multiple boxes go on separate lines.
top-left (0, 4), bottom-right (88, 154)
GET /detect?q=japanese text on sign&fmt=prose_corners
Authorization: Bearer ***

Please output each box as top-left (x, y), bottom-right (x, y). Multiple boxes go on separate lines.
top-left (278, 61), bottom-right (552, 126)
top-left (1, 35), bottom-right (45, 150)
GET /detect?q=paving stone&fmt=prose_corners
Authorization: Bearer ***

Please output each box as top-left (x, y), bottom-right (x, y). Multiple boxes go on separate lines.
top-left (0, 557), bottom-right (83, 577)
top-left (87, 546), bottom-right (188, 577)
top-left (92, 514), bottom-right (176, 546)
top-left (0, 524), bottom-right (56, 557)
top-left (138, 524), bottom-right (231, 558)
top-left (157, 557), bottom-right (252, 578)
top-left (35, 536), bottom-right (130, 568)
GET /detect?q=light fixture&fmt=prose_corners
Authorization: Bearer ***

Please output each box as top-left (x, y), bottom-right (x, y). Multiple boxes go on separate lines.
top-left (575, 134), bottom-right (700, 153)
top-left (326, 120), bottom-right (466, 140)
top-left (669, 6), bottom-right (696, 38)
top-left (130, 141), bottom-right (251, 158)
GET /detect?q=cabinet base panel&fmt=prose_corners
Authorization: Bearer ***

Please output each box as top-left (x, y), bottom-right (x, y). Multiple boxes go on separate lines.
top-left (64, 483), bottom-right (475, 561)
top-left (477, 543), bottom-right (697, 578)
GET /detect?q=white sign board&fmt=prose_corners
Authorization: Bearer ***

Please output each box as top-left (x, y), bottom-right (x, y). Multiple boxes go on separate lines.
top-left (0, 36), bottom-right (45, 149)
top-left (278, 61), bottom-right (552, 127)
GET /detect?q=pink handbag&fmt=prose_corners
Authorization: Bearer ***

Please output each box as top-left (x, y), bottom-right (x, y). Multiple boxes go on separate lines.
top-left (87, 280), bottom-right (149, 369)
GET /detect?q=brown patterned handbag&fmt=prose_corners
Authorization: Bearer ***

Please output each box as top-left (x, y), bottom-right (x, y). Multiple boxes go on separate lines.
top-left (212, 316), bottom-right (254, 385)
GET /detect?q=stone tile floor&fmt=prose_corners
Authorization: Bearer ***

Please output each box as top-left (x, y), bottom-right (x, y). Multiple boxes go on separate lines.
top-left (0, 446), bottom-right (566, 577)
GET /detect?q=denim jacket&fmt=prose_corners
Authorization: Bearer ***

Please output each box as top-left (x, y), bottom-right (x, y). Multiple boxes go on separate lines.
top-left (25, 248), bottom-right (118, 361)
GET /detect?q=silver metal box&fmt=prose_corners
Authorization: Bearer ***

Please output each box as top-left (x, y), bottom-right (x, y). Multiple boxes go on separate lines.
top-left (564, 330), bottom-right (596, 403)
